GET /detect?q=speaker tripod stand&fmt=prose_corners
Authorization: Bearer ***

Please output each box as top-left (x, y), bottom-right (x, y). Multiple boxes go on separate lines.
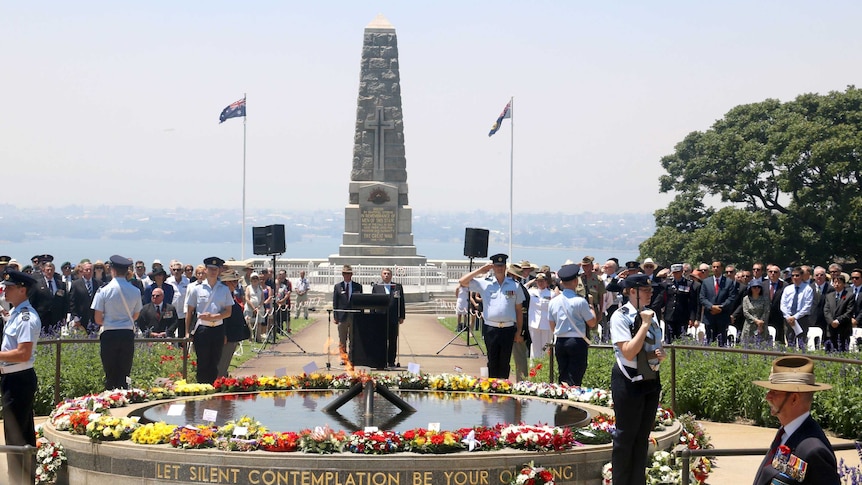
top-left (436, 313), bottom-right (485, 356)
top-left (253, 252), bottom-right (306, 354)
top-left (437, 255), bottom-right (486, 356)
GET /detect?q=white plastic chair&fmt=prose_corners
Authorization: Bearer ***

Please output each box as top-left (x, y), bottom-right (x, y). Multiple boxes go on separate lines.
top-left (807, 327), bottom-right (823, 351)
top-left (686, 324), bottom-right (698, 339)
top-left (851, 327), bottom-right (862, 351)
top-left (726, 325), bottom-right (738, 346)
top-left (686, 323), bottom-right (706, 343)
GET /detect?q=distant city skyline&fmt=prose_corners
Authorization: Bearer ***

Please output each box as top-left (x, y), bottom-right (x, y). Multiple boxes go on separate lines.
top-left (4, 2), bottom-right (860, 215)
top-left (0, 205), bottom-right (652, 264)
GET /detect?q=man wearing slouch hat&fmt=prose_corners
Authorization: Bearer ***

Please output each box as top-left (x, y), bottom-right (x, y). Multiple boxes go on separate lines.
top-left (752, 356), bottom-right (838, 484)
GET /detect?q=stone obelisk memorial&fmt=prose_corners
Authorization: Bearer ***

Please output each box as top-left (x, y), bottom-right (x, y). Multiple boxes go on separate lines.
top-left (330, 15), bottom-right (427, 267)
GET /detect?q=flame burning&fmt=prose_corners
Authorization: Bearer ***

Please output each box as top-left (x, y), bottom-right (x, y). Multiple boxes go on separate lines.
top-left (323, 336), bottom-right (354, 373)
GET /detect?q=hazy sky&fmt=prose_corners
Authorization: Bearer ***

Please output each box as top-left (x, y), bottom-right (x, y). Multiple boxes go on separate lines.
top-left (3, 1), bottom-right (861, 216)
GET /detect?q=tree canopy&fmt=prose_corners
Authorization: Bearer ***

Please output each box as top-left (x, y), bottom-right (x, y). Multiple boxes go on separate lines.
top-left (641, 86), bottom-right (862, 268)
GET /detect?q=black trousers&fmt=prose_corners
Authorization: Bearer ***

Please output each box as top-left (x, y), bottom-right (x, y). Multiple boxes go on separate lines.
top-left (784, 323), bottom-right (807, 349)
top-left (555, 337), bottom-right (589, 386)
top-left (100, 329), bottom-right (134, 390)
top-left (1, 368), bottom-right (37, 482)
top-left (484, 325), bottom-right (516, 378)
top-left (611, 365), bottom-right (661, 485)
top-left (706, 321), bottom-right (729, 346)
top-left (194, 324), bottom-right (225, 385)
top-left (826, 327), bottom-right (851, 352)
top-left (386, 319), bottom-right (399, 366)
top-left (275, 306), bottom-right (290, 331)
top-left (665, 318), bottom-right (688, 343)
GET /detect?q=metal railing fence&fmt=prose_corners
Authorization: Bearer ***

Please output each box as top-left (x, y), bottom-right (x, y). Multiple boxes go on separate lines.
top-left (37, 336), bottom-right (190, 405)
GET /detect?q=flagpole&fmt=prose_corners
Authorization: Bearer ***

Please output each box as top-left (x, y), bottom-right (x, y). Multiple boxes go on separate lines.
top-left (508, 96), bottom-right (514, 260)
top-left (242, 92), bottom-right (247, 260)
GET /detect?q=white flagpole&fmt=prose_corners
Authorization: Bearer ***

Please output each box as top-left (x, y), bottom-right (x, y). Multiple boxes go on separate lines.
top-left (508, 96), bottom-right (514, 260)
top-left (242, 93), bottom-right (247, 260)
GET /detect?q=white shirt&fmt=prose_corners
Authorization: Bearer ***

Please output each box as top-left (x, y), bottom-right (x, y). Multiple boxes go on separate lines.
top-left (780, 412), bottom-right (811, 446)
top-left (780, 284), bottom-right (814, 319)
top-left (166, 275), bottom-right (189, 318)
top-left (528, 287), bottom-right (552, 330)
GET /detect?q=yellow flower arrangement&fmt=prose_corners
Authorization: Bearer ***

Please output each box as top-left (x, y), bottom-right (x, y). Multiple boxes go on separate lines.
top-left (85, 415), bottom-right (140, 441)
top-left (131, 422), bottom-right (178, 444)
top-left (217, 415), bottom-right (267, 439)
top-left (174, 379), bottom-right (215, 396)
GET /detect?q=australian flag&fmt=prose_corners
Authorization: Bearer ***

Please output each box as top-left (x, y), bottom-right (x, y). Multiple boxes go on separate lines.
top-left (219, 97), bottom-right (246, 123)
top-left (488, 100), bottom-right (511, 137)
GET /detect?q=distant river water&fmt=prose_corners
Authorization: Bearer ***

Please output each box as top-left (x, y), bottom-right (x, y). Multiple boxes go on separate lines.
top-left (3, 237), bottom-right (639, 269)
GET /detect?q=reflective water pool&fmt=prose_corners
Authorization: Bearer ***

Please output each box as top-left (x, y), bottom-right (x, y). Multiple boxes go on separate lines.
top-left (133, 390), bottom-right (589, 432)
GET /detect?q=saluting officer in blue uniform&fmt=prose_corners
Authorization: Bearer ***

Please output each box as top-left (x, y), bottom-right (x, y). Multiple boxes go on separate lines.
top-left (610, 273), bottom-right (666, 485)
top-left (459, 253), bottom-right (525, 379)
top-left (0, 268), bottom-right (41, 482)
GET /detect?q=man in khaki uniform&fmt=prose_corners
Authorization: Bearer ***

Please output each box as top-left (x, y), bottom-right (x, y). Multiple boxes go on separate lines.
top-left (578, 256), bottom-right (606, 339)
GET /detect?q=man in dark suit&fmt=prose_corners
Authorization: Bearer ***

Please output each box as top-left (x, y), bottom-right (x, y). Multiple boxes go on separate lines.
top-left (752, 356), bottom-right (839, 485)
top-left (698, 260), bottom-right (738, 346)
top-left (372, 268), bottom-right (406, 368)
top-left (136, 287), bottom-right (179, 338)
top-left (809, 266), bottom-right (834, 348)
top-left (848, 268), bottom-right (862, 331)
top-left (30, 261), bottom-right (68, 332)
top-left (332, 264), bottom-right (362, 362)
top-left (824, 272), bottom-right (853, 351)
top-left (764, 264), bottom-right (787, 344)
top-left (69, 261), bottom-right (100, 334)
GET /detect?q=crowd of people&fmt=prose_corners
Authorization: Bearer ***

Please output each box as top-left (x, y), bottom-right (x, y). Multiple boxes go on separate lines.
top-left (0, 254), bottom-right (320, 391)
top-left (459, 255), bottom-right (850, 484)
top-left (0, 255), bottom-right (314, 342)
top-left (458, 256), bottom-right (862, 363)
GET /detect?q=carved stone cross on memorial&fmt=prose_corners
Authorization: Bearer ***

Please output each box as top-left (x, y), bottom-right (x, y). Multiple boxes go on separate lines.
top-left (331, 14), bottom-right (426, 268)
top-left (364, 106), bottom-right (395, 180)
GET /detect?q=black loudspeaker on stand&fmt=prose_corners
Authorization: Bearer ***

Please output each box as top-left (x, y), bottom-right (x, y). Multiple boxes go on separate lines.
top-left (253, 224), bottom-right (286, 255)
top-left (437, 228), bottom-right (488, 356)
top-left (463, 228), bottom-right (489, 258)
top-left (251, 224), bottom-right (306, 354)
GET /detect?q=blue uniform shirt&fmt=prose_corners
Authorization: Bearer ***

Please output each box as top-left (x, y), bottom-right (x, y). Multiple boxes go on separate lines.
top-left (469, 276), bottom-right (524, 323)
top-left (91, 278), bottom-right (143, 331)
top-left (548, 288), bottom-right (593, 338)
top-left (186, 279), bottom-right (234, 325)
top-left (610, 301), bottom-right (662, 369)
top-left (3, 300), bottom-right (40, 366)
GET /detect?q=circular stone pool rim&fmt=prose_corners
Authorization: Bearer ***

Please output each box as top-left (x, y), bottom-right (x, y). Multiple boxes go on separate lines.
top-left (43, 392), bottom-right (681, 485)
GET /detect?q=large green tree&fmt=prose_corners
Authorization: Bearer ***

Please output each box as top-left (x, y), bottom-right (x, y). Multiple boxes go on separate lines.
top-left (642, 86), bottom-right (862, 266)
